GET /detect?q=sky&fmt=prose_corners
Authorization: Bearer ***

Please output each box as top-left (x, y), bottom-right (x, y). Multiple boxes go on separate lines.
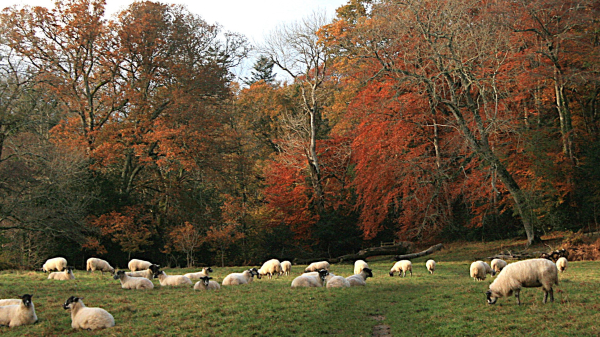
top-left (3, 0), bottom-right (349, 79)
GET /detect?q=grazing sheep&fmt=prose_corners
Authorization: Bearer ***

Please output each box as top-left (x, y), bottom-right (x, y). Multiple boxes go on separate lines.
top-left (222, 268), bottom-right (260, 286)
top-left (48, 267), bottom-right (75, 280)
top-left (390, 260), bottom-right (412, 277)
top-left (556, 257), bottom-right (568, 273)
top-left (346, 267), bottom-right (373, 286)
top-left (86, 258), bottom-right (115, 275)
top-left (291, 269), bottom-right (329, 288)
top-left (193, 276), bottom-right (221, 291)
top-left (258, 259), bottom-right (282, 279)
top-left (486, 259), bottom-right (559, 305)
top-left (63, 296), bottom-right (115, 330)
top-left (470, 261), bottom-right (494, 281)
top-left (42, 257), bottom-right (67, 272)
top-left (426, 260), bottom-right (436, 274)
top-left (354, 260), bottom-right (369, 275)
top-left (154, 270), bottom-right (193, 287)
top-left (304, 261), bottom-right (330, 273)
top-left (113, 270), bottom-right (154, 290)
top-left (128, 259), bottom-right (154, 272)
top-left (184, 267), bottom-right (213, 280)
top-left (280, 261), bottom-right (292, 276)
top-left (126, 264), bottom-right (159, 280)
top-left (0, 294), bottom-right (37, 327)
top-left (491, 259), bottom-right (507, 274)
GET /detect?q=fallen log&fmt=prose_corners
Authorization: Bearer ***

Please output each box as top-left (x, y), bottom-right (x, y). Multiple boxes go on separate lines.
top-left (393, 243), bottom-right (444, 261)
top-left (293, 241), bottom-right (413, 265)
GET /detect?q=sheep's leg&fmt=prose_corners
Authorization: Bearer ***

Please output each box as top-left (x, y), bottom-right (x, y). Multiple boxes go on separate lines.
top-left (515, 290), bottom-right (521, 305)
top-left (409, 270), bottom-right (412, 277)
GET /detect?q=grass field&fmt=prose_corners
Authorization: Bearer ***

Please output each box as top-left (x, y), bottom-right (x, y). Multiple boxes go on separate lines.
top-left (1, 240), bottom-right (599, 336)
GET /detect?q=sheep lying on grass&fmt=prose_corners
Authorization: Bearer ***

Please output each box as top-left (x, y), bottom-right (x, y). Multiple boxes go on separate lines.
top-left (184, 267), bottom-right (213, 280)
top-left (154, 270), bottom-right (193, 287)
top-left (281, 261), bottom-right (292, 276)
top-left (291, 269), bottom-right (329, 288)
top-left (86, 258), bottom-right (115, 275)
top-left (346, 267), bottom-right (373, 286)
top-left (470, 261), bottom-right (494, 281)
top-left (258, 259), bottom-right (282, 279)
top-left (0, 294), bottom-right (37, 327)
top-left (63, 296), bottom-right (115, 330)
top-left (48, 267), bottom-right (75, 280)
top-left (194, 276), bottom-right (221, 291)
top-left (222, 268), bottom-right (260, 286)
top-left (426, 260), bottom-right (436, 274)
top-left (486, 259), bottom-right (559, 305)
top-left (491, 259), bottom-right (507, 274)
top-left (556, 257), bottom-right (568, 273)
top-left (325, 273), bottom-right (350, 288)
top-left (390, 260), bottom-right (412, 277)
top-left (304, 261), bottom-right (330, 273)
top-left (113, 270), bottom-right (154, 290)
top-left (126, 264), bottom-right (159, 280)
top-left (42, 257), bottom-right (67, 272)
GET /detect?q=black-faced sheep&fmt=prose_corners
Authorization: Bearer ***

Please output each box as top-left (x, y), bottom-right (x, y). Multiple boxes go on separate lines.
top-left (0, 294), bottom-right (37, 327)
top-left (193, 276), bottom-right (221, 291)
top-left (222, 268), bottom-right (260, 286)
top-left (42, 257), bottom-right (67, 272)
top-left (184, 267), bottom-right (213, 280)
top-left (291, 269), bottom-right (329, 288)
top-left (154, 270), bottom-right (193, 287)
top-left (354, 260), bottom-right (369, 275)
top-left (63, 296), bottom-right (115, 330)
top-left (48, 266), bottom-right (75, 280)
top-left (486, 259), bottom-right (559, 305)
top-left (390, 260), bottom-right (412, 277)
top-left (346, 267), bottom-right (373, 286)
top-left (113, 270), bottom-right (154, 290)
top-left (86, 258), bottom-right (115, 275)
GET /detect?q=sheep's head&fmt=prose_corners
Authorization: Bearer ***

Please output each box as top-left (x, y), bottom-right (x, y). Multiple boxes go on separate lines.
top-left (205, 267), bottom-right (213, 273)
top-left (486, 290), bottom-right (498, 305)
top-left (199, 276), bottom-right (212, 286)
top-left (248, 268), bottom-right (260, 278)
top-left (317, 269), bottom-right (329, 281)
top-left (149, 264), bottom-right (160, 275)
top-left (63, 296), bottom-right (80, 310)
top-left (363, 268), bottom-right (373, 278)
top-left (113, 270), bottom-right (125, 280)
top-left (20, 294), bottom-right (33, 308)
top-left (389, 270), bottom-right (394, 277)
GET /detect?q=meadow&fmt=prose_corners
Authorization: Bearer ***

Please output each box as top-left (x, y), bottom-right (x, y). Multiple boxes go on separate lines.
top-left (1, 242), bottom-right (599, 336)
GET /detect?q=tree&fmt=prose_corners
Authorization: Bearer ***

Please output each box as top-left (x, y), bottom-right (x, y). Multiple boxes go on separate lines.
top-left (244, 55), bottom-right (276, 86)
top-left (168, 222), bottom-right (202, 268)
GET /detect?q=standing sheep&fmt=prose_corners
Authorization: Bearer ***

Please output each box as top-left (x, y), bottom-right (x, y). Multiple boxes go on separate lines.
top-left (354, 260), bottom-right (369, 275)
top-left (63, 296), bottom-right (115, 330)
top-left (426, 260), bottom-right (436, 274)
top-left (113, 270), bottom-right (154, 290)
top-left (222, 268), bottom-right (260, 286)
top-left (346, 268), bottom-right (373, 286)
top-left (390, 260), bottom-right (412, 277)
top-left (280, 261), bottom-right (292, 276)
top-left (0, 294), bottom-right (37, 327)
top-left (556, 257), bottom-right (568, 273)
top-left (304, 261), bottom-right (330, 273)
top-left (258, 259), bottom-right (282, 279)
top-left (184, 267), bottom-right (213, 280)
top-left (486, 259), bottom-right (559, 305)
top-left (291, 269), bottom-right (329, 288)
top-left (154, 270), bottom-right (193, 287)
top-left (470, 261), bottom-right (494, 281)
top-left (86, 258), bottom-right (115, 275)
top-left (48, 267), bottom-right (75, 280)
top-left (128, 259), bottom-right (154, 272)
top-left (42, 257), bottom-right (67, 272)
top-left (491, 259), bottom-right (507, 274)
top-left (193, 276), bottom-right (221, 291)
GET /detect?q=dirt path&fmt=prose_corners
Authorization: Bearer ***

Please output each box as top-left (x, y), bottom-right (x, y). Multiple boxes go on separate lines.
top-left (370, 315), bottom-right (392, 337)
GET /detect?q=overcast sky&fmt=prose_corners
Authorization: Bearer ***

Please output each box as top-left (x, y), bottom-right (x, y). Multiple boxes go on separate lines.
top-left (4, 0), bottom-right (348, 80)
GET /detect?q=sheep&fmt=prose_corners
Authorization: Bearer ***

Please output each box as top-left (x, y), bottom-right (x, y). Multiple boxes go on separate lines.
top-left (556, 257), bottom-right (568, 273)
top-left (154, 270), bottom-right (193, 287)
top-left (426, 259), bottom-right (436, 274)
top-left (0, 294), bottom-right (37, 327)
top-left (470, 261), bottom-right (494, 281)
top-left (128, 259), bottom-right (154, 272)
top-left (354, 260), bottom-right (369, 275)
top-left (280, 261), bottom-right (292, 276)
top-left (184, 267), bottom-right (213, 280)
top-left (222, 268), bottom-right (260, 286)
top-left (126, 264), bottom-right (159, 280)
top-left (389, 260), bottom-right (412, 277)
top-left (258, 259), bottom-right (282, 279)
top-left (0, 299), bottom-right (22, 306)
top-left (48, 266), bottom-right (75, 280)
top-left (193, 276), bottom-right (221, 291)
top-left (346, 267), bottom-right (373, 286)
top-left (304, 261), bottom-right (330, 273)
top-left (291, 269), bottom-right (329, 288)
top-left (486, 258), bottom-right (559, 305)
top-left (86, 258), bottom-right (115, 275)
top-left (42, 257), bottom-right (67, 272)
top-left (491, 258), bottom-right (507, 274)
top-left (63, 296), bottom-right (115, 330)
top-left (325, 273), bottom-right (351, 288)
top-left (113, 270), bottom-right (154, 290)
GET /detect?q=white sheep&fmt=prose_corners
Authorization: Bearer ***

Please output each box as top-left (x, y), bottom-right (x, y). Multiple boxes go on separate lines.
top-left (86, 258), bottom-right (115, 275)
top-left (291, 269), bottom-right (329, 288)
top-left (389, 260), bottom-right (412, 277)
top-left (128, 259), bottom-right (154, 272)
top-left (62, 296), bottom-right (115, 330)
top-left (490, 258), bottom-right (507, 274)
top-left (0, 299), bottom-right (22, 306)
top-left (126, 264), bottom-right (159, 280)
top-left (354, 260), bottom-right (369, 275)
top-left (470, 261), bottom-right (494, 281)
top-left (346, 267), bottom-right (373, 286)
top-left (42, 257), bottom-right (67, 272)
top-left (193, 276), bottom-right (221, 291)
top-left (184, 267), bottom-right (213, 280)
top-left (222, 268), bottom-right (260, 286)
top-left (48, 267), bottom-right (75, 280)
top-left (486, 258), bottom-right (559, 305)
top-left (154, 270), bottom-right (193, 287)
top-left (258, 259), bottom-right (282, 279)
top-left (280, 261), bottom-right (292, 276)
top-left (113, 270), bottom-right (154, 290)
top-left (304, 261), bottom-right (330, 273)
top-left (426, 259), bottom-right (436, 274)
top-left (325, 273), bottom-right (351, 288)
top-left (0, 294), bottom-right (37, 327)
top-left (556, 257), bottom-right (568, 273)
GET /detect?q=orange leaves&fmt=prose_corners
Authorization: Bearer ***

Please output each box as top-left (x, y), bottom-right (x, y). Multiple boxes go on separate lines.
top-left (89, 206), bottom-right (155, 254)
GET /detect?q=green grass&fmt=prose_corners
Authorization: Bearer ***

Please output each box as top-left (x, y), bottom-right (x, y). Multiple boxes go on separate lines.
top-left (1, 244), bottom-right (599, 336)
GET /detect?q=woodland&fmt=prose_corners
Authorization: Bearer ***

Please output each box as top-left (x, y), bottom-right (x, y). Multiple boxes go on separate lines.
top-left (0, 0), bottom-right (599, 269)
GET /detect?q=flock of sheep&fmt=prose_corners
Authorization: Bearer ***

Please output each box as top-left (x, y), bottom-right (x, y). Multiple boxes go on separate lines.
top-left (0, 254), bottom-right (569, 330)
